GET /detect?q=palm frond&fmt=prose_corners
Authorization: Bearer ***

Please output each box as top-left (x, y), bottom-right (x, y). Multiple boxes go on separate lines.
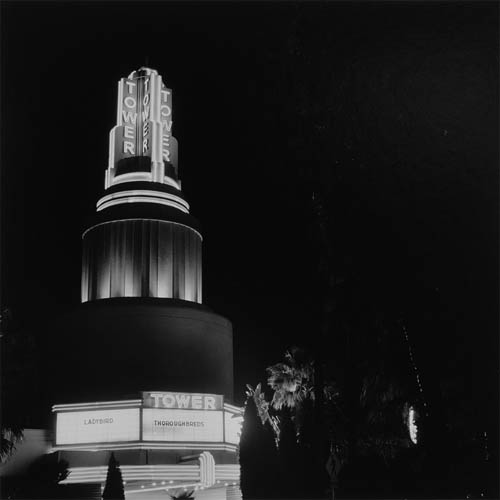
top-left (1, 427), bottom-right (24, 463)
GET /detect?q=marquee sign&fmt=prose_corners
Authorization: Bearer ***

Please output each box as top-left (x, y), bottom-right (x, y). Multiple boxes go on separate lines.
top-left (106, 67), bottom-right (179, 188)
top-left (53, 393), bottom-right (242, 448)
top-left (142, 391), bottom-right (223, 410)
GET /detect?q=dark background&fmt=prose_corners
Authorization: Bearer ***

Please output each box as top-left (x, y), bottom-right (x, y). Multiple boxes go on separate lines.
top-left (1, 0), bottom-right (497, 448)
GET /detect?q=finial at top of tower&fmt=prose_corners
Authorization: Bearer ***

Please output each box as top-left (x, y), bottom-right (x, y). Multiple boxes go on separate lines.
top-left (128, 66), bottom-right (158, 78)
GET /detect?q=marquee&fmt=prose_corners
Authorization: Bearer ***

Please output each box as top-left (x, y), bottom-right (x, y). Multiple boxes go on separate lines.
top-left (52, 392), bottom-right (242, 448)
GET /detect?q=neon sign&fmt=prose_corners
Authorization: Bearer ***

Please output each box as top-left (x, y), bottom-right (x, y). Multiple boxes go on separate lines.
top-left (53, 393), bottom-right (241, 448)
top-left (106, 67), bottom-right (179, 189)
top-left (142, 391), bottom-right (223, 410)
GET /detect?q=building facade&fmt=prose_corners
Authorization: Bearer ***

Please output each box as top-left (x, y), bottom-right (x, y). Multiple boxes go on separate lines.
top-left (48, 67), bottom-right (242, 499)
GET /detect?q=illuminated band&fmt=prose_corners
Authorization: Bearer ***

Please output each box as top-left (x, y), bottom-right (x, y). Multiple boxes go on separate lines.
top-left (96, 190), bottom-right (190, 213)
top-left (109, 171), bottom-right (181, 189)
top-left (59, 462), bottom-right (240, 485)
top-left (51, 441), bottom-right (239, 453)
top-left (52, 400), bottom-right (141, 412)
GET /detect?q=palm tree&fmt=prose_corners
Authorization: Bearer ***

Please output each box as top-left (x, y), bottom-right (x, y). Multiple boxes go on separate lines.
top-left (0, 426), bottom-right (24, 464)
top-left (245, 383), bottom-right (280, 442)
top-left (266, 347), bottom-right (315, 411)
top-left (266, 347), bottom-right (337, 497)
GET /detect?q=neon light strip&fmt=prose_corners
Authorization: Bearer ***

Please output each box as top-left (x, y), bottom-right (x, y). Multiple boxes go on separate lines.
top-left (66, 475), bottom-right (200, 480)
top-left (96, 190), bottom-right (189, 213)
top-left (53, 402), bottom-right (240, 414)
top-left (224, 403), bottom-right (243, 414)
top-left (63, 476), bottom-right (198, 484)
top-left (61, 464), bottom-right (240, 484)
top-left (63, 475), bottom-right (200, 483)
top-left (126, 483), bottom-right (202, 494)
top-left (111, 172), bottom-right (151, 185)
top-left (52, 400), bottom-right (142, 411)
top-left (50, 442), bottom-right (238, 453)
top-left (82, 219), bottom-right (203, 240)
top-left (97, 189), bottom-right (189, 210)
top-left (64, 476), bottom-right (239, 484)
top-left (109, 172), bottom-right (181, 191)
top-left (68, 470), bottom-right (199, 475)
top-left (96, 196), bottom-right (189, 213)
top-left (66, 466), bottom-right (198, 472)
top-left (52, 404), bottom-right (141, 412)
top-left (66, 466), bottom-right (239, 474)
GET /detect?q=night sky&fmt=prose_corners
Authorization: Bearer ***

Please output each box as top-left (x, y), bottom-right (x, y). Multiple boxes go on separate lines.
top-left (1, 0), bottom-right (498, 416)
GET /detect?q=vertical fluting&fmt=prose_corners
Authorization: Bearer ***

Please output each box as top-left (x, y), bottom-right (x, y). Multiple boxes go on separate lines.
top-left (81, 220), bottom-right (202, 303)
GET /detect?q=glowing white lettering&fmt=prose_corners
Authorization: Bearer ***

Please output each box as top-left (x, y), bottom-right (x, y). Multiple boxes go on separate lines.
top-left (175, 394), bottom-right (190, 408)
top-left (162, 121), bottom-right (173, 133)
top-left (160, 105), bottom-right (171, 118)
top-left (145, 393), bottom-right (221, 410)
top-left (122, 111), bottom-right (137, 124)
top-left (124, 141), bottom-right (135, 154)
top-left (142, 137), bottom-right (149, 154)
top-left (124, 126), bottom-right (134, 139)
top-left (125, 81), bottom-right (136, 94)
top-left (161, 89), bottom-right (171, 103)
top-left (162, 135), bottom-right (171, 162)
top-left (162, 394), bottom-right (176, 408)
top-left (151, 393), bottom-right (163, 408)
top-left (124, 96), bottom-right (136, 108)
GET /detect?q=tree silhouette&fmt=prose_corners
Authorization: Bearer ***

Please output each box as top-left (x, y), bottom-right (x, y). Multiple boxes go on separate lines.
top-left (2, 453), bottom-right (69, 499)
top-left (102, 453), bottom-right (124, 500)
top-left (239, 394), bottom-right (279, 498)
top-left (0, 307), bottom-right (38, 463)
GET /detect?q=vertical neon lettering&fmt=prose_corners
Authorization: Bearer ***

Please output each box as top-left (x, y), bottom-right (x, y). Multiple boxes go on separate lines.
top-left (123, 141), bottom-right (135, 154)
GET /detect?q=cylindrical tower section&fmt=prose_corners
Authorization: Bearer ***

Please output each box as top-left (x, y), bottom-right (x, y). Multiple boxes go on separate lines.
top-left (82, 219), bottom-right (202, 302)
top-left (69, 67), bottom-right (234, 400)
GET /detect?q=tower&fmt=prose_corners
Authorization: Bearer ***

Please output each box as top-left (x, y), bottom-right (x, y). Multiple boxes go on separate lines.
top-left (47, 69), bottom-right (241, 497)
top-left (48, 67), bottom-right (234, 403)
top-left (82, 67), bottom-right (201, 304)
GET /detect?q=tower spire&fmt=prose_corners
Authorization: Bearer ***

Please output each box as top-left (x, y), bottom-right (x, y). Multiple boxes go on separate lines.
top-left (105, 67), bottom-right (178, 191)
top-left (81, 68), bottom-right (201, 304)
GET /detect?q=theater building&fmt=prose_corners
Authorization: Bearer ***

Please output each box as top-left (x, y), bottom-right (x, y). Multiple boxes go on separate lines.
top-left (44, 67), bottom-right (242, 499)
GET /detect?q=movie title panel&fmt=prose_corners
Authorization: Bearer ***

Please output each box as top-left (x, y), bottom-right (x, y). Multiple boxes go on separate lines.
top-left (55, 408), bottom-right (140, 445)
top-left (142, 409), bottom-right (224, 442)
